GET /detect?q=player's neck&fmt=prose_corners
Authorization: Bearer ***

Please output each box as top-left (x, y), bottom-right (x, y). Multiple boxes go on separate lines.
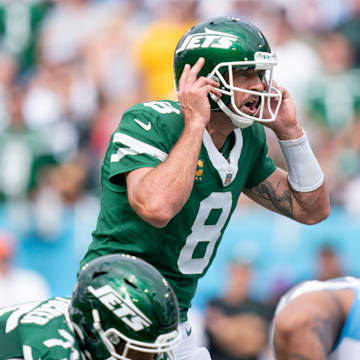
top-left (207, 112), bottom-right (236, 150)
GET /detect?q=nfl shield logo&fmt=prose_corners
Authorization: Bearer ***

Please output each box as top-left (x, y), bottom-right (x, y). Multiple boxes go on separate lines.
top-left (225, 173), bottom-right (232, 186)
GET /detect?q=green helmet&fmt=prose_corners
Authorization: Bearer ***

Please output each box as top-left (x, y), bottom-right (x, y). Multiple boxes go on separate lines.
top-left (173, 16), bottom-right (282, 128)
top-left (69, 254), bottom-right (181, 360)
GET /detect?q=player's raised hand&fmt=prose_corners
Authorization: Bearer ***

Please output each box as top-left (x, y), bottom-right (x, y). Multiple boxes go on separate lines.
top-left (178, 57), bottom-right (221, 129)
top-left (262, 81), bottom-right (302, 140)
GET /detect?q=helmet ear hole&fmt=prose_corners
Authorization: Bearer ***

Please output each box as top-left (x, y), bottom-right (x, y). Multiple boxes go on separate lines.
top-left (124, 278), bottom-right (138, 289)
top-left (92, 271), bottom-right (108, 279)
top-left (83, 324), bottom-right (98, 342)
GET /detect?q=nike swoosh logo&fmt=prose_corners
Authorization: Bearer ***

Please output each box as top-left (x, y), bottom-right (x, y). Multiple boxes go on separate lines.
top-left (134, 118), bottom-right (151, 131)
top-left (186, 327), bottom-right (192, 337)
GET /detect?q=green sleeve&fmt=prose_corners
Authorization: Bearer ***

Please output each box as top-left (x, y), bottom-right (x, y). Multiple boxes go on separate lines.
top-left (245, 140), bottom-right (276, 188)
top-left (108, 109), bottom-right (170, 183)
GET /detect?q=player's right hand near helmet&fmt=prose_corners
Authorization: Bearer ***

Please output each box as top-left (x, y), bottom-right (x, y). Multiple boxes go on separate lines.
top-left (177, 57), bottom-right (221, 130)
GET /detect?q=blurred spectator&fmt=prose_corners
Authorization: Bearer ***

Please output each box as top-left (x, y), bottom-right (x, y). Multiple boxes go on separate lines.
top-left (226, 0), bottom-right (269, 25)
top-left (304, 31), bottom-right (360, 205)
top-left (38, 0), bottom-right (115, 66)
top-left (197, 0), bottom-right (234, 19)
top-left (134, 0), bottom-right (198, 100)
top-left (317, 0), bottom-right (351, 30)
top-left (0, 52), bottom-right (17, 130)
top-left (306, 31), bottom-right (360, 133)
top-left (24, 155), bottom-right (91, 240)
top-left (284, 0), bottom-right (349, 33)
top-left (0, 0), bottom-right (52, 74)
top-left (22, 61), bottom-right (98, 161)
top-left (197, 0), bottom-right (270, 26)
top-left (0, 83), bottom-right (55, 203)
top-left (89, 96), bottom-right (124, 163)
top-left (82, 0), bottom-right (147, 103)
top-left (0, 231), bottom-right (49, 307)
top-left (83, 0), bottom-right (148, 160)
top-left (343, 175), bottom-right (360, 216)
top-left (315, 243), bottom-right (344, 281)
top-left (205, 255), bottom-right (272, 360)
top-left (270, 6), bottom-right (321, 117)
top-left (13, 155), bottom-right (98, 296)
top-left (337, 0), bottom-right (360, 68)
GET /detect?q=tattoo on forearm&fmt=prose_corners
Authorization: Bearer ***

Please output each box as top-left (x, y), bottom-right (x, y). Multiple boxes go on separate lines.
top-left (251, 180), bottom-right (293, 218)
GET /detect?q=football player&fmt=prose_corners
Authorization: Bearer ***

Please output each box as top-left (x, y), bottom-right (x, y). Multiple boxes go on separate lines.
top-left (272, 276), bottom-right (360, 359)
top-left (0, 254), bottom-right (181, 359)
top-left (81, 16), bottom-right (330, 359)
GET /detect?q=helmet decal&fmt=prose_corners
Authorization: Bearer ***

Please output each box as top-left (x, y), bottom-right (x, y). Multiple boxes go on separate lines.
top-left (176, 28), bottom-right (238, 54)
top-left (88, 284), bottom-right (152, 331)
top-left (254, 52), bottom-right (278, 70)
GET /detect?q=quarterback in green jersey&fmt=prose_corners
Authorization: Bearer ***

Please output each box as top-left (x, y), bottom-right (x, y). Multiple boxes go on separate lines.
top-left (81, 17), bottom-right (330, 360)
top-left (0, 254), bottom-right (181, 360)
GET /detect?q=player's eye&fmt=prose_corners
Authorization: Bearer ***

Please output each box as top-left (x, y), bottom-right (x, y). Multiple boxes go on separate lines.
top-left (234, 68), bottom-right (249, 77)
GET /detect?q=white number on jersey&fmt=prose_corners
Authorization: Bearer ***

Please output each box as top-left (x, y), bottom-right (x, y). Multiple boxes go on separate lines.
top-left (0, 302), bottom-right (40, 333)
top-left (43, 329), bottom-right (82, 359)
top-left (177, 192), bottom-right (232, 274)
top-left (144, 101), bottom-right (180, 114)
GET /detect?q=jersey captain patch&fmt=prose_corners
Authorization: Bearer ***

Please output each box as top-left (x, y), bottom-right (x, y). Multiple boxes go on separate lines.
top-left (195, 159), bottom-right (204, 182)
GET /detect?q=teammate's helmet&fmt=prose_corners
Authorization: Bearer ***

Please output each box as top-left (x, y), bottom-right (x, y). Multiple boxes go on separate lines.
top-left (173, 16), bottom-right (282, 128)
top-left (69, 254), bottom-right (181, 360)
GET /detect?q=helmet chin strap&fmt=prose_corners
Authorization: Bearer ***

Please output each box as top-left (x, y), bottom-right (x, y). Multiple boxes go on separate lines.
top-left (210, 94), bottom-right (254, 129)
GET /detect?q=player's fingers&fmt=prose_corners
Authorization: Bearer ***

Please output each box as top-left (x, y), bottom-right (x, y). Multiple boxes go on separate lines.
top-left (188, 57), bottom-right (205, 79)
top-left (202, 85), bottom-right (222, 98)
top-left (264, 79), bottom-right (279, 90)
top-left (279, 86), bottom-right (290, 100)
top-left (178, 63), bottom-right (191, 89)
top-left (211, 87), bottom-right (222, 98)
top-left (273, 83), bottom-right (287, 100)
top-left (266, 80), bottom-right (286, 101)
top-left (196, 76), bottom-right (220, 89)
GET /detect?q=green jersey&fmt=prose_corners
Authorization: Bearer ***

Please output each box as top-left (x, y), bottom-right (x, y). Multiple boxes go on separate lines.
top-left (0, 297), bottom-right (86, 359)
top-left (81, 100), bottom-right (276, 321)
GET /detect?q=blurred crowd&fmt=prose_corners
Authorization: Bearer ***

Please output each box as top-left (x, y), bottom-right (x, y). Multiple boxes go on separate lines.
top-left (1, 0), bottom-right (360, 358)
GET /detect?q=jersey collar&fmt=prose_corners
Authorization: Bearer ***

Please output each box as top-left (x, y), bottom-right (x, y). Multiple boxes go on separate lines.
top-left (202, 128), bottom-right (243, 187)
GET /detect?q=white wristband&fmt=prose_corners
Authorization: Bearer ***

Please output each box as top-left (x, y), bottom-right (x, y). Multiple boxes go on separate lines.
top-left (278, 131), bottom-right (324, 192)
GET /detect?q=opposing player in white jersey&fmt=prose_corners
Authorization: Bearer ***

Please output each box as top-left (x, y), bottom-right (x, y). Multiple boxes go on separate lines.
top-left (272, 276), bottom-right (360, 359)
